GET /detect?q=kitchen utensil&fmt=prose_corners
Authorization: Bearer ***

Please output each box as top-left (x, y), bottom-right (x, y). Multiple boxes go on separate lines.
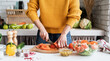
top-left (46, 39), bottom-right (53, 44)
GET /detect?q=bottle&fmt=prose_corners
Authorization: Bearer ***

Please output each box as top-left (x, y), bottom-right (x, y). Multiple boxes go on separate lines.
top-left (12, 30), bottom-right (18, 46)
top-left (18, 1), bottom-right (24, 9)
top-left (7, 31), bottom-right (13, 43)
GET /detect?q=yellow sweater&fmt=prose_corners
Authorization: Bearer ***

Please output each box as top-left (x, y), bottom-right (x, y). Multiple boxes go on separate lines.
top-left (26, 0), bottom-right (82, 33)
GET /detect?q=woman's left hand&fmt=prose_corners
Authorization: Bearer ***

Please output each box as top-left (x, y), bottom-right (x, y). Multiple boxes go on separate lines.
top-left (57, 34), bottom-right (67, 48)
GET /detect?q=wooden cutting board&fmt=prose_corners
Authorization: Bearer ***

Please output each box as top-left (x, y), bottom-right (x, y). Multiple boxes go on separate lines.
top-left (30, 44), bottom-right (59, 53)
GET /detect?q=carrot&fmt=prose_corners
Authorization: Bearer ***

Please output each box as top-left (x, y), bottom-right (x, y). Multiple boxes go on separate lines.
top-left (18, 22), bottom-right (26, 25)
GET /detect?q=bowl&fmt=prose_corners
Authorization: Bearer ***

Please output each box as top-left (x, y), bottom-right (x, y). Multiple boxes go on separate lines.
top-left (59, 48), bottom-right (73, 56)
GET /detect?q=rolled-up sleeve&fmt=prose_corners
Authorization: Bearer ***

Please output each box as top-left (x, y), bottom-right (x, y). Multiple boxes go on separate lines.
top-left (26, 0), bottom-right (39, 22)
top-left (66, 0), bottom-right (82, 27)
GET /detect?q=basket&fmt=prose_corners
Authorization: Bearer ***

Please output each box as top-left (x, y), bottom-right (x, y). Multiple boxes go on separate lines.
top-left (6, 9), bottom-right (32, 24)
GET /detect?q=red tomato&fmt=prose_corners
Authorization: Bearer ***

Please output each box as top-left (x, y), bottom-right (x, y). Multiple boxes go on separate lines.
top-left (90, 41), bottom-right (98, 45)
top-left (50, 44), bottom-right (56, 49)
top-left (69, 43), bottom-right (75, 51)
top-left (81, 40), bottom-right (88, 43)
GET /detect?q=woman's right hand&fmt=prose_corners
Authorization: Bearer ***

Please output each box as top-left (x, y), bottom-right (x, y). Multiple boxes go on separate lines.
top-left (40, 30), bottom-right (49, 41)
top-left (34, 20), bottom-right (49, 41)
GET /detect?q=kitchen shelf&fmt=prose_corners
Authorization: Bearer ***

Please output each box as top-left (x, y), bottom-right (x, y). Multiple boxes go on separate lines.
top-left (6, 9), bottom-right (32, 24)
top-left (71, 28), bottom-right (105, 36)
top-left (7, 15), bottom-right (27, 17)
top-left (6, 9), bottom-right (26, 11)
top-left (0, 27), bottom-right (105, 36)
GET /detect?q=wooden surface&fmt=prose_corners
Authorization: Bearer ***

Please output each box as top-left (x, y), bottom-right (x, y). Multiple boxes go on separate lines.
top-left (30, 44), bottom-right (59, 53)
top-left (6, 9), bottom-right (33, 24)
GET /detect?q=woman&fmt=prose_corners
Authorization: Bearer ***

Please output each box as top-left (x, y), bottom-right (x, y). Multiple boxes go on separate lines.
top-left (26, 0), bottom-right (82, 47)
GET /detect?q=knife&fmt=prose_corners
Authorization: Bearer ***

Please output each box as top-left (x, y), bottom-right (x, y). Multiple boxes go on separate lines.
top-left (47, 39), bottom-right (53, 44)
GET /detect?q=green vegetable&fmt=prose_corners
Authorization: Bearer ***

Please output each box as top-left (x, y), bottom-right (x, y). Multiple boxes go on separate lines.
top-left (73, 20), bottom-right (80, 28)
top-left (0, 33), bottom-right (2, 42)
top-left (80, 18), bottom-right (92, 29)
top-left (79, 50), bottom-right (91, 56)
top-left (84, 21), bottom-right (92, 29)
top-left (26, 24), bottom-right (34, 29)
top-left (3, 24), bottom-right (8, 29)
top-left (78, 47), bottom-right (95, 56)
top-left (17, 42), bottom-right (25, 49)
top-left (16, 25), bottom-right (22, 29)
top-left (22, 24), bottom-right (27, 29)
top-left (9, 24), bottom-right (17, 29)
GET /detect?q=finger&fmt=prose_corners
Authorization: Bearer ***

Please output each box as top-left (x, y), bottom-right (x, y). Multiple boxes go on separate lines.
top-left (58, 40), bottom-right (61, 47)
top-left (60, 40), bottom-right (63, 48)
top-left (65, 41), bottom-right (67, 47)
top-left (42, 33), bottom-right (45, 40)
top-left (46, 34), bottom-right (49, 41)
top-left (63, 41), bottom-right (65, 47)
top-left (40, 32), bottom-right (44, 39)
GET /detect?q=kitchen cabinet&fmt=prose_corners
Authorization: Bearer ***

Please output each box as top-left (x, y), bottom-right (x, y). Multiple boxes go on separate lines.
top-left (0, 27), bottom-right (104, 45)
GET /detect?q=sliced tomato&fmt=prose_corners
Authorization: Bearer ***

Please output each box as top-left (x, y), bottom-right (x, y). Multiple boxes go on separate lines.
top-left (81, 40), bottom-right (88, 44)
top-left (81, 44), bottom-right (88, 49)
top-left (36, 43), bottom-right (51, 50)
top-left (40, 45), bottom-right (50, 50)
top-left (53, 41), bottom-right (59, 48)
top-left (50, 44), bottom-right (56, 49)
top-left (75, 46), bottom-right (81, 52)
top-left (90, 41), bottom-right (98, 45)
top-left (80, 46), bottom-right (85, 52)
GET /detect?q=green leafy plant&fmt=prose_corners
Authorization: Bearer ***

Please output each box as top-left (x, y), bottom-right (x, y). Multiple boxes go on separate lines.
top-left (0, 33), bottom-right (2, 42)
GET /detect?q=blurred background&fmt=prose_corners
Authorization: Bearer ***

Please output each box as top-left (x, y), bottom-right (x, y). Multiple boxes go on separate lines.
top-left (0, 0), bottom-right (109, 45)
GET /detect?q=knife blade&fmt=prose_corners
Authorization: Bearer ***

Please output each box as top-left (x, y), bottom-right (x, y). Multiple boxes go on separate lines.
top-left (47, 39), bottom-right (53, 44)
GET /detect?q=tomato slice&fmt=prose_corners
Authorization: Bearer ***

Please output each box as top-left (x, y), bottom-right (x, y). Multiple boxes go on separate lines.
top-left (36, 43), bottom-right (51, 50)
top-left (50, 44), bottom-right (56, 49)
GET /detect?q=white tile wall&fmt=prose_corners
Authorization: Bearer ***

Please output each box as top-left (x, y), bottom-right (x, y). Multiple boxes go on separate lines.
top-left (93, 0), bottom-right (110, 42)
top-left (0, 0), bottom-right (83, 20)
top-left (0, 0), bottom-right (29, 19)
top-left (80, 0), bottom-right (84, 7)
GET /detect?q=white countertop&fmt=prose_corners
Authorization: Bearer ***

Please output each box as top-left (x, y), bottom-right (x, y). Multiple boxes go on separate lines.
top-left (0, 45), bottom-right (110, 61)
top-left (0, 27), bottom-right (105, 36)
